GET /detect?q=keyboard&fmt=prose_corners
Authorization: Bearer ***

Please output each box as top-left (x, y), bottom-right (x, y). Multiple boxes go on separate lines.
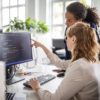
top-left (6, 93), bottom-right (15, 100)
top-left (23, 74), bottom-right (56, 88)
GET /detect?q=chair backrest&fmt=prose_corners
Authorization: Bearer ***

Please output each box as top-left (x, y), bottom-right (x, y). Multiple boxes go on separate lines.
top-left (52, 39), bottom-right (65, 49)
top-left (0, 29), bottom-right (3, 33)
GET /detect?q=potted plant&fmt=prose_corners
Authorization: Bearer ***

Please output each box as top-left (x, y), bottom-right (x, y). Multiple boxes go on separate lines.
top-left (6, 17), bottom-right (49, 34)
top-left (25, 17), bottom-right (37, 31)
top-left (6, 17), bottom-right (25, 32)
top-left (36, 20), bottom-right (49, 33)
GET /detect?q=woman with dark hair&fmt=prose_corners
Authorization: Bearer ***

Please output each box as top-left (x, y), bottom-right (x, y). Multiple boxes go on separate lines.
top-left (29, 22), bottom-right (100, 100)
top-left (66, 2), bottom-right (100, 26)
top-left (65, 2), bottom-right (100, 60)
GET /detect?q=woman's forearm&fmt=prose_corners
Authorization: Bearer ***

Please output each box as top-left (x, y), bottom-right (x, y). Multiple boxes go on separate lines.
top-left (41, 45), bottom-right (51, 55)
top-left (40, 44), bottom-right (69, 70)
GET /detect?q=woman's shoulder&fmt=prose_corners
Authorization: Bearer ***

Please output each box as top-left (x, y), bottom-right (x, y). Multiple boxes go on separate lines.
top-left (70, 58), bottom-right (88, 67)
top-left (67, 58), bottom-right (98, 81)
top-left (69, 58), bottom-right (94, 73)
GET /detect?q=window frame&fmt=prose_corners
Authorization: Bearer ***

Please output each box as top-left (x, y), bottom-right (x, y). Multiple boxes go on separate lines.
top-left (51, 0), bottom-right (78, 38)
top-left (1, 0), bottom-right (26, 27)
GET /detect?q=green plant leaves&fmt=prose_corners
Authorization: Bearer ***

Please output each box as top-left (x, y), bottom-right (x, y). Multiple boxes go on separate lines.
top-left (37, 20), bottom-right (48, 33)
top-left (25, 17), bottom-right (37, 31)
top-left (6, 17), bottom-right (49, 33)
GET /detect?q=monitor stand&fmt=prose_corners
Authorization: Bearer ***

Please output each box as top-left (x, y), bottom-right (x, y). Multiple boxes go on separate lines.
top-left (6, 76), bottom-right (25, 85)
top-left (6, 65), bottom-right (25, 85)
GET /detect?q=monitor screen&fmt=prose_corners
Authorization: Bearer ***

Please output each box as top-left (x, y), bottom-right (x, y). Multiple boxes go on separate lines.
top-left (0, 32), bottom-right (33, 66)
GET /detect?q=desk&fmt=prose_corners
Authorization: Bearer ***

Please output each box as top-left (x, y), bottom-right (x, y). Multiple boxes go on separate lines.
top-left (7, 65), bottom-right (63, 100)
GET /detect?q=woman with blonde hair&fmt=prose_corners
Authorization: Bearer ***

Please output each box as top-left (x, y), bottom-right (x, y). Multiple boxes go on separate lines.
top-left (29, 22), bottom-right (100, 100)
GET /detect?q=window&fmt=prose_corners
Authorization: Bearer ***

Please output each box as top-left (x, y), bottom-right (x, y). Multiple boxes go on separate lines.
top-left (18, 6), bottom-right (25, 20)
top-left (51, 0), bottom-right (76, 39)
top-left (80, 0), bottom-right (92, 7)
top-left (2, 0), bottom-right (9, 7)
top-left (2, 9), bottom-right (9, 26)
top-left (10, 7), bottom-right (17, 20)
top-left (1, 0), bottom-right (26, 27)
top-left (53, 2), bottom-right (63, 25)
top-left (10, 0), bottom-right (17, 6)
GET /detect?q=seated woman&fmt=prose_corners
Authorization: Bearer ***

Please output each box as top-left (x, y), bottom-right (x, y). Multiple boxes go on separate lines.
top-left (29, 22), bottom-right (100, 100)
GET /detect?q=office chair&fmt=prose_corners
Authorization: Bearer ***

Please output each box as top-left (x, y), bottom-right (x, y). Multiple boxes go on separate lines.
top-left (52, 39), bottom-right (66, 59)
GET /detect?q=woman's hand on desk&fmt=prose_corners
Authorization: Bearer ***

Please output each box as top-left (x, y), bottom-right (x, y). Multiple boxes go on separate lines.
top-left (28, 78), bottom-right (40, 92)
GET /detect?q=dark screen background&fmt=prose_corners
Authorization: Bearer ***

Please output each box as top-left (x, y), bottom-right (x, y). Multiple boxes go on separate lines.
top-left (0, 32), bottom-right (33, 66)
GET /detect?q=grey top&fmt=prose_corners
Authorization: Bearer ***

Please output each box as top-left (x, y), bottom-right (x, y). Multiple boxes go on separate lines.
top-left (37, 52), bottom-right (99, 100)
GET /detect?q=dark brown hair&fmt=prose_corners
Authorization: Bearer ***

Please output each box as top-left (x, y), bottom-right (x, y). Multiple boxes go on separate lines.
top-left (67, 22), bottom-right (100, 62)
top-left (67, 2), bottom-right (100, 26)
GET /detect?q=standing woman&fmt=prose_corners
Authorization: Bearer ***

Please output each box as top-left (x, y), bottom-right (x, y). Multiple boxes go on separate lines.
top-left (65, 2), bottom-right (100, 60)
top-left (29, 22), bottom-right (100, 100)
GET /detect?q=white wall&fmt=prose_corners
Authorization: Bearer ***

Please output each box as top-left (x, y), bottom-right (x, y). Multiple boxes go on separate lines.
top-left (38, 0), bottom-right (46, 22)
top-left (26, 0), bottom-right (51, 23)
top-left (26, 0), bottom-right (40, 19)
top-left (26, 0), bottom-right (36, 19)
top-left (26, 0), bottom-right (47, 21)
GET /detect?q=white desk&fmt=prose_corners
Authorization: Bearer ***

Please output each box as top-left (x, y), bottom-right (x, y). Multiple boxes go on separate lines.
top-left (7, 65), bottom-right (63, 100)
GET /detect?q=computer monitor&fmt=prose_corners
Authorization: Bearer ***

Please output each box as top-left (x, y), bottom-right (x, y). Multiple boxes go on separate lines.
top-left (0, 32), bottom-right (33, 85)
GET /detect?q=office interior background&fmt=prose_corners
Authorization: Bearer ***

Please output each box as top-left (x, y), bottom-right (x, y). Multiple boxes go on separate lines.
top-left (0, 0), bottom-right (100, 65)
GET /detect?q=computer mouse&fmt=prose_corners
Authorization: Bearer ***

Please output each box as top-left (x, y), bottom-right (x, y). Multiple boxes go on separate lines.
top-left (23, 82), bottom-right (32, 89)
top-left (57, 72), bottom-right (65, 77)
top-left (52, 69), bottom-right (65, 73)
